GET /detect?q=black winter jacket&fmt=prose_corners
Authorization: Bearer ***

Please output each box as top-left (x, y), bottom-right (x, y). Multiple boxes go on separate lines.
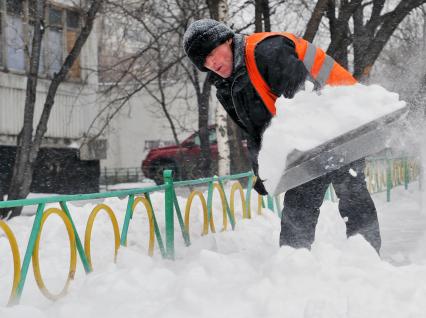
top-left (210, 33), bottom-right (308, 176)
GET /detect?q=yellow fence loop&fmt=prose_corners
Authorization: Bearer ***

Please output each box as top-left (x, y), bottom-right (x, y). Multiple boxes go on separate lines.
top-left (257, 194), bottom-right (263, 215)
top-left (0, 220), bottom-right (21, 305)
top-left (230, 182), bottom-right (248, 220)
top-left (84, 204), bottom-right (121, 270)
top-left (184, 191), bottom-right (209, 236)
top-left (32, 208), bottom-right (77, 301)
top-left (210, 183), bottom-right (228, 233)
top-left (129, 196), bottom-right (155, 256)
top-left (251, 177), bottom-right (263, 216)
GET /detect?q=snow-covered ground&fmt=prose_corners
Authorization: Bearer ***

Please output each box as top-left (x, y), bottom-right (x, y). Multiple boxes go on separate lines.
top-left (101, 180), bottom-right (156, 191)
top-left (1, 182), bottom-right (426, 318)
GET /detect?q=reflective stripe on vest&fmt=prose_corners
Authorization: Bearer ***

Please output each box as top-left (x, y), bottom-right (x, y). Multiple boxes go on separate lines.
top-left (245, 32), bottom-right (357, 116)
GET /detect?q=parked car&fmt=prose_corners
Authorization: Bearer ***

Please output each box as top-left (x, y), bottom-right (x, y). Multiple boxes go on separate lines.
top-left (142, 127), bottom-right (249, 184)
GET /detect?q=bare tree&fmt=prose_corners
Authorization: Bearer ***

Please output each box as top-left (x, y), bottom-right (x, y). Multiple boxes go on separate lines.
top-left (255, 0), bottom-right (271, 32)
top-left (88, 0), bottom-right (215, 181)
top-left (303, 0), bottom-right (329, 42)
top-left (297, 0), bottom-right (426, 81)
top-left (208, 0), bottom-right (232, 176)
top-left (2, 0), bottom-right (104, 219)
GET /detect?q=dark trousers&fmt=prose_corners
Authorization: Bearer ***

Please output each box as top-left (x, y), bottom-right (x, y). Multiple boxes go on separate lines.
top-left (279, 159), bottom-right (381, 253)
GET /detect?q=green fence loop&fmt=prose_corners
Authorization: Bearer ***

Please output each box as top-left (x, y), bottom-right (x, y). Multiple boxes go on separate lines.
top-left (246, 176), bottom-right (253, 219)
top-left (60, 201), bottom-right (91, 274)
top-left (267, 195), bottom-right (274, 212)
top-left (386, 157), bottom-right (392, 202)
top-left (120, 194), bottom-right (135, 247)
top-left (172, 189), bottom-right (191, 246)
top-left (144, 193), bottom-right (167, 258)
top-left (404, 158), bottom-right (409, 190)
top-left (164, 170), bottom-right (175, 260)
top-left (16, 203), bottom-right (45, 300)
top-left (207, 181), bottom-right (214, 227)
top-left (218, 180), bottom-right (235, 230)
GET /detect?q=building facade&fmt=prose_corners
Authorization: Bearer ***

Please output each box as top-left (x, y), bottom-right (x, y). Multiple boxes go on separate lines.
top-left (0, 0), bottom-right (102, 195)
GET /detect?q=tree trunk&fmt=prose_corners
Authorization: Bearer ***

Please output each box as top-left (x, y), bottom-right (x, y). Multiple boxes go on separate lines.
top-left (206, 0), bottom-right (220, 20)
top-left (326, 0), bottom-right (363, 59)
top-left (303, 0), bottom-right (329, 42)
top-left (262, 0), bottom-right (271, 32)
top-left (210, 0), bottom-right (231, 176)
top-left (325, 0), bottom-right (356, 68)
top-left (227, 117), bottom-right (249, 173)
top-left (216, 98), bottom-right (231, 176)
top-left (2, 0), bottom-right (46, 218)
top-left (197, 72), bottom-right (212, 177)
top-left (255, 0), bottom-right (263, 32)
top-left (333, 23), bottom-right (350, 69)
top-left (353, 5), bottom-right (365, 78)
top-left (254, 0), bottom-right (270, 33)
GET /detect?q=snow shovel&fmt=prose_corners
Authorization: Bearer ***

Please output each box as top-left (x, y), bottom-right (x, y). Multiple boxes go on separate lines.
top-left (273, 106), bottom-right (410, 196)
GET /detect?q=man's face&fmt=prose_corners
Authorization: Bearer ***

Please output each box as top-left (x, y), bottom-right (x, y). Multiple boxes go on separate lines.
top-left (204, 39), bottom-right (233, 78)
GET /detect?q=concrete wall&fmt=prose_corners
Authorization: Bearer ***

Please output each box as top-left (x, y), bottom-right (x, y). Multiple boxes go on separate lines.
top-left (100, 83), bottom-right (210, 169)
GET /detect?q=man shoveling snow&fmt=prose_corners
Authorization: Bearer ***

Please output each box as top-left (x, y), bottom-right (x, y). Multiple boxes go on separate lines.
top-left (183, 19), bottom-right (381, 253)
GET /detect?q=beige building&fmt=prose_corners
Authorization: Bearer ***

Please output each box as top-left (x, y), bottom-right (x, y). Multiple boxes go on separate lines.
top-left (0, 0), bottom-right (102, 194)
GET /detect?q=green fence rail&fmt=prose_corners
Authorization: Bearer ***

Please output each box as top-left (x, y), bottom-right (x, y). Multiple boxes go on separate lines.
top-left (321, 156), bottom-right (421, 204)
top-left (0, 170), bottom-right (267, 306)
top-left (0, 156), bottom-right (419, 305)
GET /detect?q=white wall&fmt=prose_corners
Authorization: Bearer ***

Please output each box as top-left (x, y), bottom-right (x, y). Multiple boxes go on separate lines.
top-left (100, 83), bottom-right (216, 169)
top-left (0, 73), bottom-right (97, 141)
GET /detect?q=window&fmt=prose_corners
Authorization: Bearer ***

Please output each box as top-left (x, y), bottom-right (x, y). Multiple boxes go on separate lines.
top-left (46, 6), bottom-right (63, 76)
top-left (0, 1), bottom-right (81, 80)
top-left (191, 130), bottom-right (217, 146)
top-left (193, 135), bottom-right (201, 146)
top-left (65, 9), bottom-right (80, 79)
top-left (5, 13), bottom-right (25, 71)
top-left (66, 10), bottom-right (79, 29)
top-left (208, 129), bottom-right (217, 144)
top-left (4, 0), bottom-right (25, 71)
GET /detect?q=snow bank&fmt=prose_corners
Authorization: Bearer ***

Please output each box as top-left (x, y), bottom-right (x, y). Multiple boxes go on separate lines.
top-left (258, 83), bottom-right (406, 193)
top-left (2, 187), bottom-right (426, 317)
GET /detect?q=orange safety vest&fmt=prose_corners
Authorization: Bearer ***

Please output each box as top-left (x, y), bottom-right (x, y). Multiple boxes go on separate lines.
top-left (245, 32), bottom-right (357, 116)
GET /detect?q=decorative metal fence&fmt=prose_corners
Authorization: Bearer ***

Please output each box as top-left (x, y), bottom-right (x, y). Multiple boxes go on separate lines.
top-left (0, 156), bottom-right (420, 305)
top-left (365, 156), bottom-right (420, 201)
top-left (324, 156), bottom-right (421, 203)
top-left (0, 171), bottom-right (264, 306)
top-left (263, 156), bottom-right (421, 213)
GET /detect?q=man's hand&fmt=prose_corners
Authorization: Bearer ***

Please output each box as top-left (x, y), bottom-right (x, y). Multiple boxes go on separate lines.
top-left (253, 176), bottom-right (268, 195)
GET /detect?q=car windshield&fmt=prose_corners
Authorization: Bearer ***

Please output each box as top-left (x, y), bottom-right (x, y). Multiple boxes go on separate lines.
top-left (187, 129), bottom-right (217, 146)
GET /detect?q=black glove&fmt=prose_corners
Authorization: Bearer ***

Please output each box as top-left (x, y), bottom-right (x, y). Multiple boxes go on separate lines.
top-left (253, 176), bottom-right (268, 195)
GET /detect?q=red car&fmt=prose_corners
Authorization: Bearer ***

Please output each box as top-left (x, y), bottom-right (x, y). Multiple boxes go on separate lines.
top-left (142, 127), bottom-right (249, 184)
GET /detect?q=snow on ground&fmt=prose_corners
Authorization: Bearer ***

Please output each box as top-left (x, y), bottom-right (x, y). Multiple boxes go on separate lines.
top-left (1, 182), bottom-right (426, 317)
top-left (101, 180), bottom-right (156, 191)
top-left (258, 83), bottom-right (406, 193)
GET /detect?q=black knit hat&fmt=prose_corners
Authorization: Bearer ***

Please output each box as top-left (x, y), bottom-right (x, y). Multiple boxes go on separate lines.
top-left (183, 19), bottom-right (235, 72)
